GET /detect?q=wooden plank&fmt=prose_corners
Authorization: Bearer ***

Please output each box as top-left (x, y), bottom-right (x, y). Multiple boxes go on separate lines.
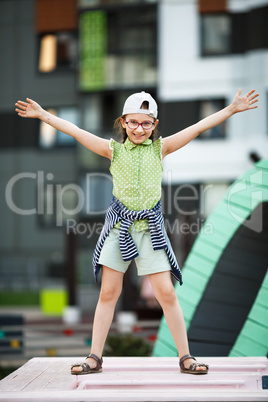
top-left (178, 269), bottom-right (208, 292)
top-left (183, 253), bottom-right (215, 277)
top-left (207, 212), bottom-right (240, 236)
top-left (189, 310), bottom-right (246, 336)
top-left (0, 359), bottom-right (55, 391)
top-left (227, 191), bottom-right (262, 212)
top-left (152, 338), bottom-right (177, 357)
top-left (229, 349), bottom-right (245, 357)
top-left (92, 356), bottom-right (267, 369)
top-left (215, 256), bottom-right (266, 282)
top-left (77, 375), bottom-right (246, 389)
top-left (231, 335), bottom-right (268, 357)
top-left (0, 357), bottom-right (267, 402)
top-left (189, 341), bottom-right (233, 358)
top-left (240, 321), bottom-right (268, 347)
top-left (157, 323), bottom-right (177, 351)
top-left (0, 359), bottom-right (36, 390)
top-left (248, 303), bottom-right (268, 326)
top-left (249, 164), bottom-right (268, 186)
top-left (176, 282), bottom-right (203, 307)
top-left (177, 299), bottom-right (196, 324)
top-left (188, 322), bottom-right (241, 344)
top-left (222, 200), bottom-right (251, 222)
top-left (228, 271), bottom-right (268, 357)
top-left (0, 359), bottom-right (47, 391)
top-left (23, 360), bottom-right (77, 391)
top-left (188, 200), bottom-right (268, 356)
top-left (256, 159), bottom-right (268, 171)
top-left (193, 235), bottom-right (224, 252)
top-left (190, 239), bottom-right (223, 264)
top-left (213, 198), bottom-right (249, 223)
top-left (199, 275), bottom-right (257, 307)
top-left (255, 287), bottom-right (268, 305)
top-left (261, 272), bottom-right (268, 288)
top-left (0, 388), bottom-right (267, 402)
top-left (228, 232), bottom-right (268, 255)
top-left (157, 162), bottom-right (268, 360)
top-left (211, 202), bottom-right (241, 225)
top-left (196, 229), bottom-right (229, 251)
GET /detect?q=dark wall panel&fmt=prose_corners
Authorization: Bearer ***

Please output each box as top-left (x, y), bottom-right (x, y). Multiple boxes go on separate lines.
top-left (0, 113), bottom-right (38, 148)
top-left (159, 100), bottom-right (198, 137)
top-left (232, 6), bottom-right (268, 54)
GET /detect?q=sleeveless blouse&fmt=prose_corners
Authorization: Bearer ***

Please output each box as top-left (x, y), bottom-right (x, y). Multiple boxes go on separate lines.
top-left (109, 137), bottom-right (163, 231)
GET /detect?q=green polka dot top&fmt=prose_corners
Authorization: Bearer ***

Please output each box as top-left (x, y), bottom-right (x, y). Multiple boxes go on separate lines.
top-left (109, 136), bottom-right (163, 231)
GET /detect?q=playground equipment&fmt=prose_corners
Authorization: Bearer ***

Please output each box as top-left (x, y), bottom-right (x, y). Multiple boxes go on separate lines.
top-left (154, 159), bottom-right (268, 357)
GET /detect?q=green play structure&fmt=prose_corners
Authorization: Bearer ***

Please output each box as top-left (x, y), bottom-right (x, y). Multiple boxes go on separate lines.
top-left (154, 159), bottom-right (268, 357)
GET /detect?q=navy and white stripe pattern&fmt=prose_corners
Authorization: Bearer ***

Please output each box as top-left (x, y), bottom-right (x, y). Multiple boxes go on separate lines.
top-left (92, 196), bottom-right (182, 285)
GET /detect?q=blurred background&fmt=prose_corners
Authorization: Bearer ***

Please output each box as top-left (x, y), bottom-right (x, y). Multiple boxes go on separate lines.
top-left (0, 0), bottom-right (267, 373)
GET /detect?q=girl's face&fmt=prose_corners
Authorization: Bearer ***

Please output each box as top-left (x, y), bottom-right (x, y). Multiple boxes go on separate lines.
top-left (120, 114), bottom-right (159, 145)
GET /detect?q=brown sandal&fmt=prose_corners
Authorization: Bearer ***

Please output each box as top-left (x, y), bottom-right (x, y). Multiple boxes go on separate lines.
top-left (180, 354), bottom-right (209, 375)
top-left (71, 353), bottom-right (103, 375)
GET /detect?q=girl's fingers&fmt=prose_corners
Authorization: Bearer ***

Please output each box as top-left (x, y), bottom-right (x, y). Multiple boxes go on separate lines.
top-left (249, 93), bottom-right (259, 101)
top-left (249, 98), bottom-right (258, 109)
top-left (26, 98), bottom-right (35, 105)
top-left (16, 104), bottom-right (27, 110)
top-left (246, 89), bottom-right (255, 97)
top-left (15, 104), bottom-right (28, 115)
top-left (16, 100), bottom-right (28, 107)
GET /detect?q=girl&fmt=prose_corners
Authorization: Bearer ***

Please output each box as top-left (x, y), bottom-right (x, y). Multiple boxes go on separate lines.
top-left (15, 88), bottom-right (258, 375)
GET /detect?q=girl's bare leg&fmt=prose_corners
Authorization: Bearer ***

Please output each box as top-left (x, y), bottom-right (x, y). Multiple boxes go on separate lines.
top-left (148, 271), bottom-right (206, 371)
top-left (72, 266), bottom-right (124, 372)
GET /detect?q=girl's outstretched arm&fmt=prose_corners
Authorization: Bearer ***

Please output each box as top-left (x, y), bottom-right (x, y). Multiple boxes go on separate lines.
top-left (15, 98), bottom-right (112, 159)
top-left (162, 89), bottom-right (259, 158)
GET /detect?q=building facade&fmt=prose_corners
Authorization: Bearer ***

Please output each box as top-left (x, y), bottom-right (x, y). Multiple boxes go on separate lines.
top-left (0, 0), bottom-right (267, 312)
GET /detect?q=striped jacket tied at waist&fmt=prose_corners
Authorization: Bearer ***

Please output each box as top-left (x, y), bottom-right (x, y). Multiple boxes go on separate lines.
top-left (92, 196), bottom-right (182, 285)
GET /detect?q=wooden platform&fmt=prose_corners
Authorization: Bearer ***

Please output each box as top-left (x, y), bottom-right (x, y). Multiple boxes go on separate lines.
top-left (0, 356), bottom-right (267, 401)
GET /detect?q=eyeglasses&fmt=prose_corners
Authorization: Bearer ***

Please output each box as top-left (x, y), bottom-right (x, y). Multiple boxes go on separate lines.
top-left (124, 119), bottom-right (155, 130)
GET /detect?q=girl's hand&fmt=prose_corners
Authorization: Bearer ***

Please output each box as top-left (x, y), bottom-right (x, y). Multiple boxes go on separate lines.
top-left (231, 88), bottom-right (259, 113)
top-left (15, 98), bottom-right (43, 119)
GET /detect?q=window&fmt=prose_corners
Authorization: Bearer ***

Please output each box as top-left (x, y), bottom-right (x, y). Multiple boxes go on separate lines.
top-left (198, 99), bottom-right (226, 139)
top-left (80, 173), bottom-right (113, 216)
top-left (160, 98), bottom-right (226, 140)
top-left (79, 0), bottom-right (157, 8)
top-left (36, 0), bottom-right (78, 72)
top-left (39, 107), bottom-right (79, 148)
top-left (39, 32), bottom-right (78, 73)
top-left (79, 5), bottom-right (157, 91)
top-left (201, 14), bottom-right (231, 56)
top-left (38, 180), bottom-right (81, 228)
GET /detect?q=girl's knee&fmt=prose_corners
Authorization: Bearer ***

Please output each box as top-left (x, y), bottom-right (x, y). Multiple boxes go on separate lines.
top-left (99, 285), bottom-right (122, 303)
top-left (156, 285), bottom-right (177, 306)
top-left (100, 266), bottom-right (123, 303)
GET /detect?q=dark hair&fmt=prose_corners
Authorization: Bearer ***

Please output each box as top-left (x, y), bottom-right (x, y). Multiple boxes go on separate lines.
top-left (113, 101), bottom-right (158, 143)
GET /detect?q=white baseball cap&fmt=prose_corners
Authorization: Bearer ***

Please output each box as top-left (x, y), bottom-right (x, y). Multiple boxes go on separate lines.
top-left (122, 91), bottom-right (158, 118)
